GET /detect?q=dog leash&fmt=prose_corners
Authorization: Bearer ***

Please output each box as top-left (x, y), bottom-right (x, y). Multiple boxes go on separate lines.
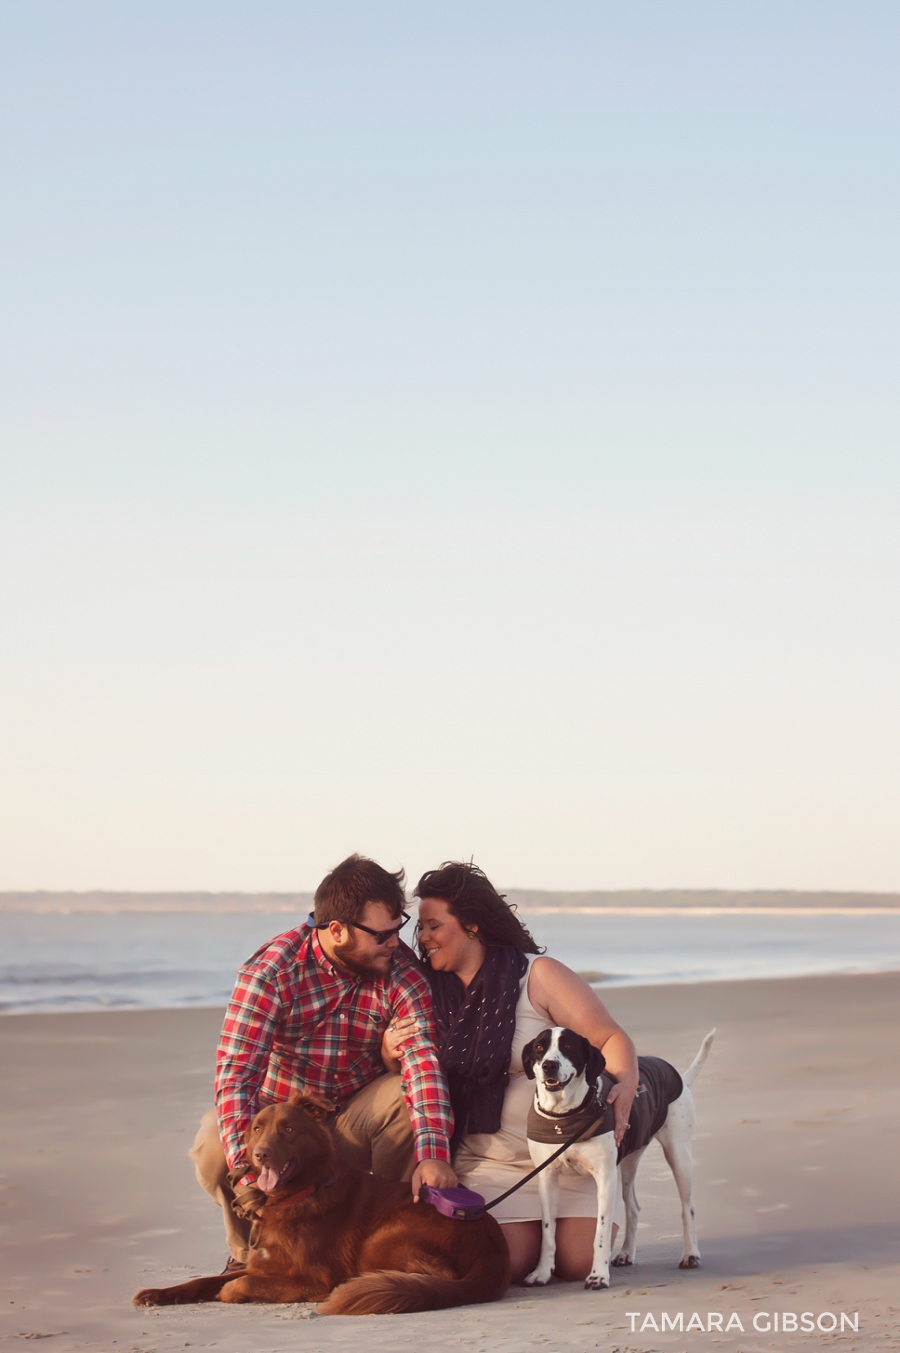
top-left (420, 1098), bottom-right (611, 1221)
top-left (482, 1103), bottom-right (610, 1212)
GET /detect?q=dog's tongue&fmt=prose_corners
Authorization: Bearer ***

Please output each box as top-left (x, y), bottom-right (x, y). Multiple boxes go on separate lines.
top-left (256, 1166), bottom-right (282, 1194)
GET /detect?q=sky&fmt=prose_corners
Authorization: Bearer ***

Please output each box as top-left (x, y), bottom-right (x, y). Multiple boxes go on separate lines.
top-left (1, 1), bottom-right (898, 893)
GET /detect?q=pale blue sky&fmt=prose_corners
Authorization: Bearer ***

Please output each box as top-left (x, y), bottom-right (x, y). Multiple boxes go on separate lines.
top-left (1, 2), bottom-right (898, 890)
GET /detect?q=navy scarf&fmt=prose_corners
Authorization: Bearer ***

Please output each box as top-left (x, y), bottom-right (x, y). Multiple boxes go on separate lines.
top-left (426, 946), bottom-right (528, 1153)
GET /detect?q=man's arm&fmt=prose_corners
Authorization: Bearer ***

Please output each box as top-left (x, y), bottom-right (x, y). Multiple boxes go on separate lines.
top-left (215, 963), bottom-right (282, 1176)
top-left (388, 969), bottom-right (456, 1195)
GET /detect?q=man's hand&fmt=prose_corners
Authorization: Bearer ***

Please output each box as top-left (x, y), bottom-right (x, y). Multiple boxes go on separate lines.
top-left (232, 1181), bottom-right (267, 1220)
top-left (227, 1167), bottom-right (268, 1221)
top-left (606, 1077), bottom-right (638, 1148)
top-left (411, 1157), bottom-right (458, 1201)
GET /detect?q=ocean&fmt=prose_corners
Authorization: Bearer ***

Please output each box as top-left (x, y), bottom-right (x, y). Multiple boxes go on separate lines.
top-left (2, 908), bottom-right (900, 1015)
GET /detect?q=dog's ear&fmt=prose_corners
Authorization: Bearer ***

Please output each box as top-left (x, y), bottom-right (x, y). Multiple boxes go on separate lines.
top-left (287, 1093), bottom-right (335, 1120)
top-left (521, 1037), bottom-right (538, 1081)
top-left (583, 1040), bottom-right (607, 1085)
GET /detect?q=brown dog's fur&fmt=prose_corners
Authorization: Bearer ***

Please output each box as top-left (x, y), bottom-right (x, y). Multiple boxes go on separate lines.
top-left (133, 1094), bottom-right (510, 1315)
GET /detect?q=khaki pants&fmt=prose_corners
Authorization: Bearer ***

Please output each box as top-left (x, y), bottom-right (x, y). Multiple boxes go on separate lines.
top-left (190, 1074), bottom-right (416, 1262)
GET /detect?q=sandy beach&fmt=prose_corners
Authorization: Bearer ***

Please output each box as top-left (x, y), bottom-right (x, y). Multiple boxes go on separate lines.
top-left (2, 972), bottom-right (898, 1353)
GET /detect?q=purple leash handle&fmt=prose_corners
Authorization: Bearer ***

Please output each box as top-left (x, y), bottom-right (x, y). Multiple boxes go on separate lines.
top-left (418, 1185), bottom-right (486, 1220)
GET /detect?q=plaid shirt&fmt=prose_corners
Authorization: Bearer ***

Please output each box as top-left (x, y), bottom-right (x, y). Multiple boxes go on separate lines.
top-left (215, 924), bottom-right (452, 1173)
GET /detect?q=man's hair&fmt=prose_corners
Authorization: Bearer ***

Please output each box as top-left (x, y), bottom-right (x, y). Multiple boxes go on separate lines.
top-left (413, 861), bottom-right (543, 955)
top-left (314, 854), bottom-right (407, 927)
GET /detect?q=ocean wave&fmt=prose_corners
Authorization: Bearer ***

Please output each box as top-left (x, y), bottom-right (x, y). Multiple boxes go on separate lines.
top-left (0, 991), bottom-right (232, 1015)
top-left (0, 966), bottom-right (225, 987)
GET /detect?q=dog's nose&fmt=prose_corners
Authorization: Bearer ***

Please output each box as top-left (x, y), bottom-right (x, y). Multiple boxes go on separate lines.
top-left (541, 1059), bottom-right (559, 1076)
top-left (253, 1145), bottom-right (272, 1164)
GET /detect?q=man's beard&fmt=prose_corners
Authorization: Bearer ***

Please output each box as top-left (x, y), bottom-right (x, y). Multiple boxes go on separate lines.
top-left (331, 938), bottom-right (394, 981)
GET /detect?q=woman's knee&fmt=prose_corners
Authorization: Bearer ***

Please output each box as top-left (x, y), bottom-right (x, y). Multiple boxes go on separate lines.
top-left (500, 1222), bottom-right (541, 1283)
top-left (552, 1218), bottom-right (599, 1281)
top-left (553, 1219), bottom-right (618, 1281)
top-left (553, 1250), bottom-right (590, 1281)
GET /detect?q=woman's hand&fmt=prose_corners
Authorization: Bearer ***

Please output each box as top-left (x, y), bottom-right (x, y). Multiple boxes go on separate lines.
top-left (606, 1074), bottom-right (639, 1148)
top-left (381, 1014), bottom-right (418, 1073)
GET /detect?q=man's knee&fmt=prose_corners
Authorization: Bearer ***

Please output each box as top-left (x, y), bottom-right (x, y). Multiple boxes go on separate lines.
top-left (366, 1076), bottom-right (416, 1179)
top-left (332, 1074), bottom-right (415, 1179)
top-left (365, 1076), bottom-right (416, 1159)
top-left (370, 1074), bottom-right (413, 1128)
top-left (190, 1107), bottom-right (228, 1193)
top-left (189, 1107), bottom-right (219, 1158)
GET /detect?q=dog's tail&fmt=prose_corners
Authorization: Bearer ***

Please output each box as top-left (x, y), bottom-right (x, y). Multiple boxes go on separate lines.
top-left (319, 1250), bottom-right (509, 1316)
top-left (681, 1029), bottom-right (716, 1087)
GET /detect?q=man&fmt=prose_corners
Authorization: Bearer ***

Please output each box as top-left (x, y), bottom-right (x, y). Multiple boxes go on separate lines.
top-left (190, 854), bottom-right (457, 1266)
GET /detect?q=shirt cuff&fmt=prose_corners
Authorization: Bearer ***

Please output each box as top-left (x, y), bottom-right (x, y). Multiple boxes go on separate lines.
top-left (221, 1134), bottom-right (248, 1175)
top-left (414, 1129), bottom-right (452, 1164)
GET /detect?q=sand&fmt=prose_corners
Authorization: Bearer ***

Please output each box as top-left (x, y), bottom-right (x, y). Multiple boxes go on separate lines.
top-left (2, 972), bottom-right (899, 1353)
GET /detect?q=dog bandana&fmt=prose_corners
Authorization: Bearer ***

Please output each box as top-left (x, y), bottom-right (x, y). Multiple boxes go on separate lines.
top-left (527, 1084), bottom-right (614, 1145)
top-left (527, 1056), bottom-right (684, 1164)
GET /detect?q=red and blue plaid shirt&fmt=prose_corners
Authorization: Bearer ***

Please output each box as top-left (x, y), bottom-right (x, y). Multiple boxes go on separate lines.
top-left (215, 924), bottom-right (452, 1173)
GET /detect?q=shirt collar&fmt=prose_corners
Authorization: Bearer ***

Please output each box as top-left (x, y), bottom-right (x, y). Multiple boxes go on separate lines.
top-left (309, 924), bottom-right (352, 981)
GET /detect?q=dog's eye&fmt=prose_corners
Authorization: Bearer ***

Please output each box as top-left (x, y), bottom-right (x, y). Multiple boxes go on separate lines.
top-left (283, 1125), bottom-right (294, 1135)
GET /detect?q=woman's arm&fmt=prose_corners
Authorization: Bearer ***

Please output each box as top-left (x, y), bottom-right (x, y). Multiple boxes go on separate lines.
top-left (528, 956), bottom-right (639, 1145)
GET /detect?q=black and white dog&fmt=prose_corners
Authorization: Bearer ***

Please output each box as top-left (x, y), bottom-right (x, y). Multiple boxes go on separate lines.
top-left (521, 1027), bottom-right (715, 1290)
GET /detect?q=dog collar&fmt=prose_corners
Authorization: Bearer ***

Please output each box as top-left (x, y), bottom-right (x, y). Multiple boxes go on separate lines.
top-left (263, 1171), bottom-right (338, 1207)
top-left (262, 1182), bottom-right (315, 1207)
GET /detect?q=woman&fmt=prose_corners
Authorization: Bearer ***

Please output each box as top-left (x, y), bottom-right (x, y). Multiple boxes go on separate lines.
top-left (383, 862), bottom-right (638, 1284)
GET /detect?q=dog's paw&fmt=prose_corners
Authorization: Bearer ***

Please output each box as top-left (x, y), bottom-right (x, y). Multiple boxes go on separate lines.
top-left (584, 1273), bottom-right (609, 1291)
top-left (218, 1281), bottom-right (251, 1303)
top-left (522, 1269), bottom-right (551, 1287)
top-left (133, 1289), bottom-right (163, 1307)
top-left (678, 1254), bottom-right (701, 1269)
top-left (610, 1252), bottom-right (633, 1267)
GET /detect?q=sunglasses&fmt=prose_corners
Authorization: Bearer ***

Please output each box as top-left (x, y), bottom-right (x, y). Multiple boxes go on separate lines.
top-left (317, 911), bottom-right (411, 946)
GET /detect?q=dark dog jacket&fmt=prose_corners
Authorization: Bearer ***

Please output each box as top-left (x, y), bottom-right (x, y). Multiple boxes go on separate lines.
top-left (527, 1056), bottom-right (683, 1164)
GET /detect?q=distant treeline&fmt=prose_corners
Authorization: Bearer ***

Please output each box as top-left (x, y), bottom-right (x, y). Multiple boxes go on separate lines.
top-left (1, 888), bottom-right (898, 913)
top-left (505, 889), bottom-right (900, 911)
top-left (0, 891), bottom-right (315, 913)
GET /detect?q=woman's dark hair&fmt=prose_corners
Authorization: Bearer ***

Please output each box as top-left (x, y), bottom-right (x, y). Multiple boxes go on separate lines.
top-left (414, 862), bottom-right (543, 956)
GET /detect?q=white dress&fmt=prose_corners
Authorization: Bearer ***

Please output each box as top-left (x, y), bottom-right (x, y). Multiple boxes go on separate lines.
top-left (454, 956), bottom-right (624, 1225)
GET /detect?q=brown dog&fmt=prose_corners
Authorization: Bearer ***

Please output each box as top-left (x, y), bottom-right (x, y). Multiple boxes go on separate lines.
top-left (133, 1094), bottom-right (510, 1315)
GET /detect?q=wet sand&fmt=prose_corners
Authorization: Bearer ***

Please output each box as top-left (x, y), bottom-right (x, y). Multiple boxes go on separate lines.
top-left (1, 972), bottom-right (899, 1352)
